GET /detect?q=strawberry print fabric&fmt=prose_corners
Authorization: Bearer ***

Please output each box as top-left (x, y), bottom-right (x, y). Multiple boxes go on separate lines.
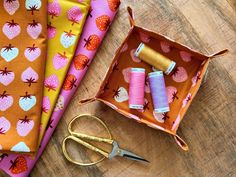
top-left (38, 0), bottom-right (91, 144)
top-left (0, 0), bottom-right (119, 176)
top-left (0, 0), bottom-right (47, 153)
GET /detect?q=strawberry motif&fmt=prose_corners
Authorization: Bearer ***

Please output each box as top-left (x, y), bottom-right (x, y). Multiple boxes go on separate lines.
top-left (0, 91), bottom-right (13, 111)
top-left (171, 114), bottom-right (181, 131)
top-left (54, 95), bottom-right (64, 111)
top-left (24, 44), bottom-right (41, 62)
top-left (73, 54), bottom-right (90, 70)
top-left (192, 71), bottom-right (201, 87)
top-left (21, 67), bottom-right (38, 87)
top-left (27, 20), bottom-right (42, 39)
top-left (182, 93), bottom-right (192, 108)
top-left (67, 6), bottom-right (82, 25)
top-left (107, 0), bottom-right (120, 12)
top-left (0, 67), bottom-right (15, 86)
top-left (47, 22), bottom-right (56, 39)
top-left (60, 30), bottom-right (76, 48)
top-left (1, 44), bottom-right (19, 62)
top-left (44, 74), bottom-right (59, 91)
top-left (137, 99), bottom-right (149, 113)
top-left (2, 20), bottom-right (21, 39)
top-left (122, 67), bottom-right (131, 83)
top-left (113, 87), bottom-right (128, 102)
top-left (42, 96), bottom-right (50, 113)
top-left (19, 92), bottom-right (36, 111)
top-left (112, 61), bottom-right (119, 72)
top-left (0, 117), bottom-right (11, 134)
top-left (3, 0), bottom-right (20, 15)
top-left (160, 41), bottom-right (171, 53)
top-left (9, 156), bottom-right (28, 174)
top-left (48, 0), bottom-right (61, 19)
top-left (180, 51), bottom-right (192, 62)
top-left (11, 142), bottom-right (30, 152)
top-left (63, 74), bottom-right (77, 91)
top-left (0, 153), bottom-right (8, 163)
top-left (139, 32), bottom-right (150, 43)
top-left (166, 86), bottom-right (178, 103)
top-left (130, 49), bottom-right (141, 62)
top-left (53, 52), bottom-right (69, 70)
top-left (172, 67), bottom-right (188, 82)
top-left (16, 116), bottom-right (34, 137)
top-left (153, 112), bottom-right (169, 123)
top-left (96, 15), bottom-right (111, 31)
top-left (120, 43), bottom-right (128, 53)
top-left (25, 0), bottom-right (42, 15)
top-left (84, 35), bottom-right (100, 51)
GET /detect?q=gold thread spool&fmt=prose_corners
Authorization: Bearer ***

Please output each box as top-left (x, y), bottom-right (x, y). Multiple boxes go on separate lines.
top-left (135, 43), bottom-right (176, 75)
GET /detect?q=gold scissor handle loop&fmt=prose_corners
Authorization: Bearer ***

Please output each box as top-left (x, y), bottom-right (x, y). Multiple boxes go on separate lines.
top-left (62, 135), bottom-right (109, 166)
top-left (62, 114), bottom-right (113, 166)
top-left (68, 114), bottom-right (112, 139)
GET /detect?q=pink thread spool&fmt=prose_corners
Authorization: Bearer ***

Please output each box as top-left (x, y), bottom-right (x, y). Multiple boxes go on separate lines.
top-left (129, 68), bottom-right (145, 109)
top-left (148, 71), bottom-right (169, 113)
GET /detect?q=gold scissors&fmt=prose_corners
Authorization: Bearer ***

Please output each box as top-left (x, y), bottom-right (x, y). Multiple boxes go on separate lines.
top-left (62, 114), bottom-right (149, 166)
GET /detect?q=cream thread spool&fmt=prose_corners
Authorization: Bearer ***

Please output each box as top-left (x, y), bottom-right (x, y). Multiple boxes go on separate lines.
top-left (135, 43), bottom-right (176, 75)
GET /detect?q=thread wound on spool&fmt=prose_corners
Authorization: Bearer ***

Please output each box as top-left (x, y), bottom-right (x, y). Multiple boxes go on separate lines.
top-left (129, 68), bottom-right (145, 109)
top-left (135, 43), bottom-right (176, 75)
top-left (148, 71), bottom-right (169, 113)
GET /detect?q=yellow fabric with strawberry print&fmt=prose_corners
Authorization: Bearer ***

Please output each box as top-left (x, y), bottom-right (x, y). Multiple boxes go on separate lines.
top-left (39, 0), bottom-right (91, 145)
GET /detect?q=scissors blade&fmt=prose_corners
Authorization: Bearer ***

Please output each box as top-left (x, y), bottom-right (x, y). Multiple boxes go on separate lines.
top-left (119, 149), bottom-right (149, 163)
top-left (109, 141), bottom-right (149, 163)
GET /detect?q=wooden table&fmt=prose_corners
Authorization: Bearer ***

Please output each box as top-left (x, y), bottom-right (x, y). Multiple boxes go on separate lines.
top-left (1, 0), bottom-right (236, 176)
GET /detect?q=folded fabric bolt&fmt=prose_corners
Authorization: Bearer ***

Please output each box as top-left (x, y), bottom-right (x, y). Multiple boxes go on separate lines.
top-left (38, 0), bottom-right (91, 144)
top-left (0, 0), bottom-right (47, 153)
top-left (0, 0), bottom-right (120, 176)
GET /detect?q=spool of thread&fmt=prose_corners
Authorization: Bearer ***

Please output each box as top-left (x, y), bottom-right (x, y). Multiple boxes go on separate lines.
top-left (129, 68), bottom-right (145, 109)
top-left (135, 43), bottom-right (176, 75)
top-left (148, 71), bottom-right (169, 113)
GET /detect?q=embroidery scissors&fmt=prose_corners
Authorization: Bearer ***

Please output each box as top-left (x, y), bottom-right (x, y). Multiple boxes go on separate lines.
top-left (62, 114), bottom-right (149, 166)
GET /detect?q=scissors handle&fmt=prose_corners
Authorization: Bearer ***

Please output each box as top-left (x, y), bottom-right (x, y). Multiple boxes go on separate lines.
top-left (71, 132), bottom-right (114, 145)
top-left (63, 135), bottom-right (110, 158)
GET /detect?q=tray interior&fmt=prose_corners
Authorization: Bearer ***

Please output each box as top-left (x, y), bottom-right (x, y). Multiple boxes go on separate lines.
top-left (97, 26), bottom-right (208, 132)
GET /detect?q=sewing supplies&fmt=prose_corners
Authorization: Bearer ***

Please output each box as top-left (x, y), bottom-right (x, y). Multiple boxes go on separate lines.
top-left (62, 114), bottom-right (149, 166)
top-left (135, 43), bottom-right (176, 75)
top-left (148, 71), bottom-right (169, 113)
top-left (129, 68), bottom-right (146, 109)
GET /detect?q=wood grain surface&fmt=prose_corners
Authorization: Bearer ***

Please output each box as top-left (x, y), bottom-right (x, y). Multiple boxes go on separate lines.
top-left (1, 0), bottom-right (236, 176)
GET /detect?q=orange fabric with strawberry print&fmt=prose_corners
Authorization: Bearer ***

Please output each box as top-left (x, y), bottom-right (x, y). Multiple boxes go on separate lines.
top-left (38, 0), bottom-right (91, 145)
top-left (0, 0), bottom-right (47, 153)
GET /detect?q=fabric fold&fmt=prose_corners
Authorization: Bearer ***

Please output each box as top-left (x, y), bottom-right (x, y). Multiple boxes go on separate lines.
top-left (0, 0), bottom-right (119, 176)
top-left (0, 0), bottom-right (47, 153)
top-left (38, 0), bottom-right (91, 144)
